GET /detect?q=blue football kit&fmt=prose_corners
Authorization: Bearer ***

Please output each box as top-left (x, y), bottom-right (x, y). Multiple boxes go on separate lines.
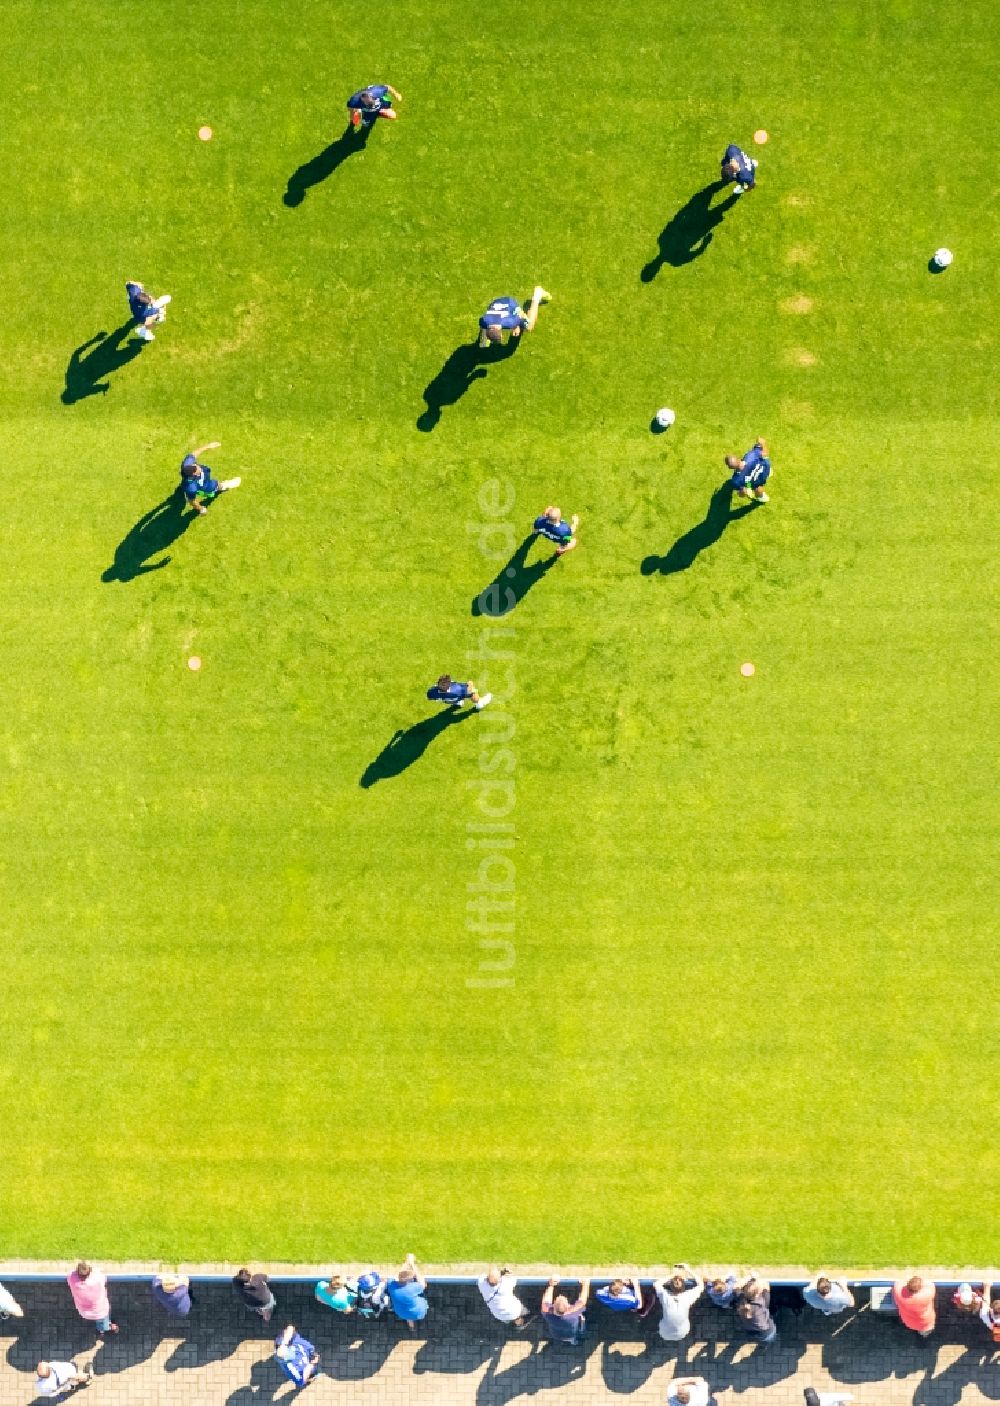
top-left (596, 1285), bottom-right (641, 1312)
top-left (347, 84), bottom-right (392, 124)
top-left (730, 443), bottom-right (771, 490)
top-left (180, 454), bottom-right (220, 503)
top-left (479, 296), bottom-right (527, 342)
top-left (126, 281), bottom-right (150, 322)
top-left (274, 1332), bottom-right (317, 1387)
top-left (721, 143), bottom-right (756, 188)
top-left (427, 681), bottom-right (471, 705)
top-left (533, 514), bottom-right (572, 544)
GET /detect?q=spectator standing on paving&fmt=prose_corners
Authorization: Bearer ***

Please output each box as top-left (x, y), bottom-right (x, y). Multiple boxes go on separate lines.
top-left (541, 1275), bottom-right (590, 1344)
top-left (596, 1275), bottom-right (646, 1315)
top-left (315, 1272), bottom-right (359, 1314)
top-left (736, 1276), bottom-right (777, 1343)
top-left (706, 1272), bottom-right (744, 1309)
top-left (232, 1267), bottom-right (276, 1323)
top-left (952, 1282), bottom-right (984, 1314)
top-left (35, 1359), bottom-right (94, 1397)
top-left (0, 1279), bottom-right (24, 1318)
top-left (668, 1377), bottom-right (713, 1406)
top-left (893, 1274), bottom-right (936, 1337)
top-left (803, 1390), bottom-right (855, 1406)
top-left (387, 1253), bottom-right (429, 1332)
top-left (151, 1273), bottom-right (193, 1316)
top-left (274, 1325), bottom-right (321, 1386)
top-left (66, 1263), bottom-right (117, 1337)
top-left (477, 1266), bottom-right (531, 1328)
top-left (653, 1265), bottom-right (704, 1342)
top-left (802, 1275), bottom-right (855, 1316)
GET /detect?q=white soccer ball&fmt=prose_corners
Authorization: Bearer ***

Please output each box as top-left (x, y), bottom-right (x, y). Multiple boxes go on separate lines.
top-left (933, 247), bottom-right (953, 268)
top-left (655, 407), bottom-right (675, 428)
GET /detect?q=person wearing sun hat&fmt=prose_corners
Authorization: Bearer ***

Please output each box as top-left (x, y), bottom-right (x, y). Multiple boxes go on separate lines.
top-left (151, 1272), bottom-right (193, 1316)
top-left (951, 1282), bottom-right (984, 1313)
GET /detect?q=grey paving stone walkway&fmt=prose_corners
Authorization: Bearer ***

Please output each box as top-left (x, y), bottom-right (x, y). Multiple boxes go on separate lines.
top-left (3, 1280), bottom-right (999, 1405)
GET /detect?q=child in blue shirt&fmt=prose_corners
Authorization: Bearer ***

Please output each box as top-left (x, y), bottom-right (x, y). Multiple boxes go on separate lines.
top-left (721, 143), bottom-right (757, 194)
top-left (179, 441), bottom-right (242, 515)
top-left (427, 675), bottom-right (492, 711)
top-left (347, 83), bottom-right (403, 129)
top-left (478, 287), bottom-right (552, 347)
top-left (125, 278), bottom-right (171, 343)
top-left (725, 437), bottom-right (772, 502)
top-left (596, 1277), bottom-right (644, 1313)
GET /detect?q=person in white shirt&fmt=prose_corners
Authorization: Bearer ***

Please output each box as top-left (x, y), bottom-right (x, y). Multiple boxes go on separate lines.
top-left (35, 1360), bottom-right (93, 1398)
top-left (802, 1276), bottom-right (855, 1316)
top-left (668, 1376), bottom-right (712, 1406)
top-left (0, 1280), bottom-right (24, 1318)
top-left (804, 1389), bottom-right (854, 1406)
top-left (653, 1265), bottom-right (704, 1341)
top-left (477, 1267), bottom-right (530, 1327)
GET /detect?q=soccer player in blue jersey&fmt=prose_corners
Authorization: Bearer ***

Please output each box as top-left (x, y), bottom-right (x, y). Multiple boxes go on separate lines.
top-left (347, 83), bottom-right (403, 130)
top-left (726, 437), bottom-right (772, 502)
top-left (533, 505), bottom-right (580, 556)
top-left (179, 441), bottom-right (241, 516)
top-left (426, 675), bottom-right (492, 711)
top-left (125, 279), bottom-right (171, 343)
top-left (721, 142), bottom-right (757, 194)
top-left (478, 287), bottom-right (552, 348)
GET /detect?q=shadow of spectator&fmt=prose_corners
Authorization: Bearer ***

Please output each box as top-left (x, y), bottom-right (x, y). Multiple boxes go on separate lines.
top-left (641, 482), bottom-right (757, 576)
top-left (61, 321), bottom-right (143, 404)
top-left (4, 1281), bottom-right (158, 1379)
top-left (477, 1338), bottom-right (597, 1406)
top-left (417, 338), bottom-right (518, 431)
top-left (641, 180), bottom-right (742, 281)
top-left (912, 1347), bottom-right (1000, 1406)
top-left (224, 1354), bottom-right (289, 1406)
top-left (689, 1333), bottom-right (809, 1391)
top-left (322, 1329), bottom-right (397, 1382)
top-left (601, 1336), bottom-right (668, 1393)
top-left (414, 1336), bottom-right (500, 1376)
top-left (102, 493), bottom-right (196, 583)
top-left (283, 123), bottom-right (371, 207)
top-left (163, 1325), bottom-right (249, 1372)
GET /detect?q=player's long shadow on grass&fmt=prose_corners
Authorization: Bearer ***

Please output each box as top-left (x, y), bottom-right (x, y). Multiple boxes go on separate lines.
top-left (61, 321), bottom-right (143, 404)
top-left (283, 123), bottom-right (371, 207)
top-left (641, 482), bottom-right (758, 576)
top-left (472, 534), bottom-right (559, 618)
top-left (417, 338), bottom-right (518, 431)
top-left (360, 707), bottom-right (475, 787)
top-left (641, 180), bottom-right (742, 280)
top-left (102, 492), bottom-right (195, 583)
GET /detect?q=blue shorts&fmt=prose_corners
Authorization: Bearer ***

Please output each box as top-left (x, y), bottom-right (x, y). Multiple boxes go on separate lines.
top-left (750, 465), bottom-right (771, 486)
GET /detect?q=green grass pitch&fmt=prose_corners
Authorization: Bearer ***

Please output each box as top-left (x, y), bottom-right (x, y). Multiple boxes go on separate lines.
top-left (0, 0), bottom-right (996, 1267)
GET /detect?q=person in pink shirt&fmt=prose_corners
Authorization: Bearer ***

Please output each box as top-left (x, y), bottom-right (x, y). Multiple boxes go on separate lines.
top-left (892, 1275), bottom-right (936, 1336)
top-left (67, 1262), bottom-right (118, 1337)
